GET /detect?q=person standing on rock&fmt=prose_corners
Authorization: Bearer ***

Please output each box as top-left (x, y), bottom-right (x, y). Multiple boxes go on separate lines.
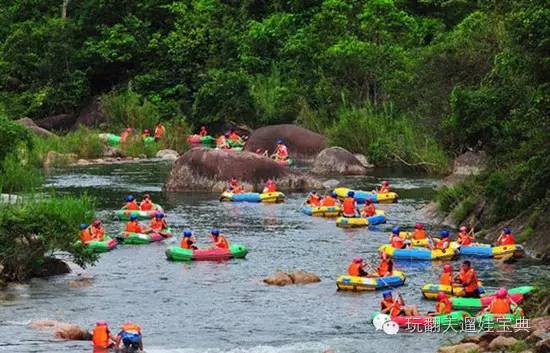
top-left (154, 122), bottom-right (165, 141)
top-left (272, 139), bottom-right (289, 161)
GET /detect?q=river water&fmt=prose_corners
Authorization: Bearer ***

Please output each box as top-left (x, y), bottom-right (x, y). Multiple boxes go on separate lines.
top-left (1, 161), bottom-right (547, 353)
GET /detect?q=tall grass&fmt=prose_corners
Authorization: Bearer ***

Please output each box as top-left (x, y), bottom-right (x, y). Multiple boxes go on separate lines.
top-left (326, 104), bottom-right (449, 173)
top-left (0, 144), bottom-right (43, 194)
top-left (101, 90), bottom-right (160, 131)
top-left (32, 127), bottom-right (105, 164)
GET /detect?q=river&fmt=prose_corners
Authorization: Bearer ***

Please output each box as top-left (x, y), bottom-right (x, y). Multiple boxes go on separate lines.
top-left (0, 161), bottom-right (547, 353)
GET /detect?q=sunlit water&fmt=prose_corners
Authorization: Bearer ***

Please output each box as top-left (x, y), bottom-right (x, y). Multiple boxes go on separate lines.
top-left (1, 161), bottom-right (547, 353)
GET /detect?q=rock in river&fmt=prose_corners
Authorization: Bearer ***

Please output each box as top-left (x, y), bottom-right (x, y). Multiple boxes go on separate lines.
top-left (312, 147), bottom-right (367, 175)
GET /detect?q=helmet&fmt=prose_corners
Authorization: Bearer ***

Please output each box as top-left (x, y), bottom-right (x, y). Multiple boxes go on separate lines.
top-left (440, 230), bottom-right (450, 237)
top-left (382, 180), bottom-right (389, 185)
top-left (183, 230), bottom-right (192, 237)
top-left (352, 256), bottom-right (363, 263)
top-left (96, 320), bottom-right (107, 326)
top-left (415, 223), bottom-right (423, 229)
top-left (437, 292), bottom-right (447, 301)
top-left (79, 223), bottom-right (88, 230)
top-left (211, 229), bottom-right (220, 236)
top-left (155, 212), bottom-right (164, 219)
top-left (366, 199), bottom-right (373, 205)
top-left (459, 226), bottom-right (467, 232)
top-left (93, 219), bottom-right (101, 226)
top-left (496, 288), bottom-right (508, 298)
top-left (126, 195), bottom-right (135, 202)
top-left (277, 139), bottom-right (283, 144)
top-left (392, 226), bottom-right (400, 235)
top-left (347, 191), bottom-right (355, 197)
top-left (129, 214), bottom-right (138, 221)
top-left (504, 227), bottom-right (511, 234)
top-left (383, 290), bottom-right (392, 298)
top-left (330, 191), bottom-right (337, 197)
top-left (443, 264), bottom-right (452, 273)
top-left (143, 193), bottom-right (150, 199)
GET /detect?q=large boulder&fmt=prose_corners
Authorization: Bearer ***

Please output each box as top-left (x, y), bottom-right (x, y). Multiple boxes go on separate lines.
top-left (30, 320), bottom-right (91, 341)
top-left (156, 149), bottom-right (179, 161)
top-left (15, 118), bottom-right (54, 138)
top-left (35, 114), bottom-right (76, 131)
top-left (165, 148), bottom-right (322, 192)
top-left (263, 271), bottom-right (320, 286)
top-left (30, 257), bottom-right (71, 278)
top-left (75, 96), bottom-right (108, 127)
top-left (452, 151), bottom-right (487, 176)
top-left (244, 124), bottom-right (327, 160)
top-left (312, 147), bottom-right (368, 175)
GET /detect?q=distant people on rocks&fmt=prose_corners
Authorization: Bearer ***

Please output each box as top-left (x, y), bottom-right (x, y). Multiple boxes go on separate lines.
top-left (120, 128), bottom-right (133, 143)
top-left (217, 133), bottom-right (230, 149)
top-left (142, 128), bottom-right (151, 139)
top-left (154, 122), bottom-right (165, 141)
top-left (199, 126), bottom-right (208, 136)
top-left (272, 139), bottom-right (289, 161)
top-left (228, 177), bottom-right (244, 193)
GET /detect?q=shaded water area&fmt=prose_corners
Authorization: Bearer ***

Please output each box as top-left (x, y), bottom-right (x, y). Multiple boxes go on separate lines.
top-left (1, 161), bottom-right (547, 353)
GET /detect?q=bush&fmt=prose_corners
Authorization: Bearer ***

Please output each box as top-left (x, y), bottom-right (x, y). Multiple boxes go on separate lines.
top-left (102, 90), bottom-right (160, 132)
top-left (0, 115), bottom-right (33, 163)
top-left (32, 127), bottom-right (105, 163)
top-left (0, 144), bottom-right (43, 194)
top-left (0, 194), bottom-right (97, 281)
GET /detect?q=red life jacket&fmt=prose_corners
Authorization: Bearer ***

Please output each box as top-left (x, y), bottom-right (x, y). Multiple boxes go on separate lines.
top-left (342, 197), bottom-right (356, 215)
top-left (391, 236), bottom-right (404, 249)
top-left (92, 325), bottom-right (110, 348)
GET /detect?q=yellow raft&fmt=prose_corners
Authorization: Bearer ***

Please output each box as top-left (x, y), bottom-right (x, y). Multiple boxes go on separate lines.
top-left (421, 282), bottom-right (485, 300)
top-left (335, 210), bottom-right (386, 228)
top-left (301, 205), bottom-right (342, 217)
top-left (379, 244), bottom-right (458, 261)
top-left (336, 271), bottom-right (406, 291)
top-left (334, 187), bottom-right (399, 204)
top-left (398, 232), bottom-right (439, 247)
top-left (219, 191), bottom-right (285, 203)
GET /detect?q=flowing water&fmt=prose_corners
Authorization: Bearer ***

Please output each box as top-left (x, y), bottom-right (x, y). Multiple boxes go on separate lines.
top-left (1, 161), bottom-right (547, 353)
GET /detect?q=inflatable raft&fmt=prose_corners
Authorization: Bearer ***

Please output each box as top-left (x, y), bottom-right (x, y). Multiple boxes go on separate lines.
top-left (336, 271), bottom-right (406, 291)
top-left (275, 158), bottom-right (294, 166)
top-left (227, 139), bottom-right (244, 149)
top-left (421, 283), bottom-right (485, 300)
top-left (219, 191), bottom-right (285, 203)
top-left (476, 308), bottom-right (524, 327)
top-left (334, 187), bottom-right (398, 204)
top-left (335, 210), bottom-right (387, 228)
top-left (82, 237), bottom-right (117, 253)
top-left (301, 205), bottom-right (342, 217)
top-left (379, 244), bottom-right (458, 261)
top-left (114, 204), bottom-right (164, 220)
top-left (454, 243), bottom-right (525, 259)
top-left (99, 133), bottom-right (154, 147)
top-left (165, 244), bottom-right (248, 261)
top-left (371, 311), bottom-right (470, 328)
top-left (450, 286), bottom-right (535, 311)
top-left (117, 229), bottom-right (172, 245)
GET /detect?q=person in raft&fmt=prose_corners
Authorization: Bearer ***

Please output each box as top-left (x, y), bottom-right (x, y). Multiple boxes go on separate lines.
top-left (440, 264), bottom-right (453, 285)
top-left (263, 178), bottom-right (277, 193)
top-left (91, 219), bottom-right (106, 241)
top-left (306, 191), bottom-right (321, 206)
top-left (115, 322), bottom-right (143, 351)
top-left (361, 199), bottom-right (376, 217)
top-left (430, 230), bottom-right (451, 250)
top-left (348, 256), bottom-right (368, 277)
top-left (228, 128), bottom-right (241, 143)
top-left (228, 177), bottom-right (244, 193)
top-left (149, 212), bottom-right (169, 235)
top-left (180, 230), bottom-right (198, 250)
top-left (122, 195), bottom-right (139, 210)
top-left (80, 223), bottom-right (93, 244)
top-left (210, 229), bottom-right (229, 249)
top-left (428, 292), bottom-right (452, 316)
top-left (342, 191), bottom-right (358, 217)
top-left (389, 227), bottom-right (406, 249)
top-left (496, 227), bottom-right (516, 246)
top-left (120, 128), bottom-right (133, 143)
top-left (377, 252), bottom-right (394, 277)
top-left (321, 191), bottom-right (339, 207)
top-left (377, 180), bottom-right (391, 193)
top-left (216, 133), bottom-right (230, 149)
top-left (412, 223), bottom-right (427, 240)
top-left (125, 214), bottom-right (147, 234)
top-left (139, 193), bottom-right (155, 211)
top-left (455, 260), bottom-right (481, 298)
top-left (154, 122), bottom-right (165, 141)
top-left (92, 320), bottom-right (117, 349)
top-left (272, 139), bottom-right (289, 161)
top-left (142, 128), bottom-right (151, 139)
top-left (198, 125), bottom-right (208, 137)
top-left (457, 225), bottom-right (475, 246)
top-left (380, 290), bottom-right (420, 317)
top-left (481, 288), bottom-right (519, 315)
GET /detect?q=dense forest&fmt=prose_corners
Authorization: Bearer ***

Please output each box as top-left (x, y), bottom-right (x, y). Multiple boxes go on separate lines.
top-left (0, 1), bottom-right (548, 234)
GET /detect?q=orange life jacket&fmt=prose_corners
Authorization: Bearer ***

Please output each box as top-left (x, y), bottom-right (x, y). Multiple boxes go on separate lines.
top-left (380, 186), bottom-right (390, 193)
top-left (80, 228), bottom-right (93, 243)
top-left (180, 237), bottom-right (194, 249)
top-left (459, 268), bottom-right (479, 292)
top-left (126, 200), bottom-right (139, 210)
top-left (120, 131), bottom-right (130, 143)
top-left (499, 234), bottom-right (515, 246)
top-left (229, 132), bottom-right (240, 142)
top-left (140, 200), bottom-right (153, 211)
top-left (92, 325), bottom-right (110, 348)
top-left (199, 128), bottom-right (208, 137)
top-left (150, 218), bottom-right (166, 231)
top-left (307, 195), bottom-right (321, 206)
top-left (381, 298), bottom-right (401, 317)
top-left (378, 259), bottom-right (392, 276)
top-left (459, 232), bottom-right (474, 245)
top-left (121, 323), bottom-right (141, 334)
top-left (217, 136), bottom-right (228, 148)
top-left (265, 183), bottom-right (277, 193)
top-left (125, 221), bottom-right (142, 233)
top-left (413, 229), bottom-right (427, 240)
top-left (348, 262), bottom-right (362, 276)
top-left (342, 197), bottom-right (356, 216)
top-left (91, 226), bottom-right (105, 241)
top-left (439, 272), bottom-right (452, 286)
top-left (214, 235), bottom-right (229, 249)
top-left (391, 235), bottom-right (404, 249)
top-left (232, 185), bottom-right (244, 194)
top-left (489, 298), bottom-right (512, 314)
top-left (155, 125), bottom-right (165, 139)
top-left (435, 298), bottom-right (452, 314)
top-left (436, 239), bottom-right (449, 249)
top-left (321, 196), bottom-right (336, 207)
top-left (363, 203), bottom-right (376, 217)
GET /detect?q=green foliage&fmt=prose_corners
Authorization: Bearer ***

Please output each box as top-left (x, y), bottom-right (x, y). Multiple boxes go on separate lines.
top-left (0, 144), bottom-right (43, 194)
top-left (0, 194), bottom-right (97, 281)
top-left (0, 115), bottom-right (32, 163)
top-left (32, 127), bottom-right (105, 163)
top-left (101, 90), bottom-right (160, 132)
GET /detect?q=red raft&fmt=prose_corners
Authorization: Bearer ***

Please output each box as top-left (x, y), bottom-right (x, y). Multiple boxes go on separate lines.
top-left (165, 244), bottom-right (248, 261)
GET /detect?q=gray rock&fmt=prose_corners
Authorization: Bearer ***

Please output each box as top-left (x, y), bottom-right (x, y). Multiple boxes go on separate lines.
top-left (437, 343), bottom-right (480, 353)
top-left (312, 147), bottom-right (367, 175)
top-left (453, 151), bottom-right (487, 176)
top-left (354, 153), bottom-right (374, 168)
top-left (156, 149), bottom-right (179, 160)
top-left (488, 336), bottom-right (518, 350)
top-left (322, 179), bottom-right (340, 189)
top-left (15, 117), bottom-right (54, 138)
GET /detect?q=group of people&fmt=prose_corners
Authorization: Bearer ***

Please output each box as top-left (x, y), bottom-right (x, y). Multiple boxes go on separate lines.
top-left (226, 177), bottom-right (278, 194)
top-left (179, 229), bottom-right (230, 250)
top-left (122, 194), bottom-right (158, 211)
top-left (80, 219), bottom-right (106, 243)
top-left (214, 128), bottom-right (246, 149)
top-left (92, 321), bottom-right (143, 351)
top-left (119, 122), bottom-right (166, 143)
top-left (305, 189), bottom-right (380, 218)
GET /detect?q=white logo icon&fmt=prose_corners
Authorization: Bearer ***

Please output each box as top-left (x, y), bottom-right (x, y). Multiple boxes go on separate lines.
top-left (373, 313), bottom-right (400, 335)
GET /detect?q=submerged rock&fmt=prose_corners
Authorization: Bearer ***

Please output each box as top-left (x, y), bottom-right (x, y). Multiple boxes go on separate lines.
top-left (244, 124), bottom-right (326, 161)
top-left (264, 270), bottom-right (320, 286)
top-left (31, 257), bottom-right (71, 278)
top-left (263, 272), bottom-right (294, 286)
top-left (165, 148), bottom-right (322, 192)
top-left (312, 147), bottom-right (367, 175)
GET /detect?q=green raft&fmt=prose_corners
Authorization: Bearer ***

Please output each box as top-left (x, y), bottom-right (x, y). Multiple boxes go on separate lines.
top-left (451, 286), bottom-right (535, 311)
top-left (80, 236), bottom-right (117, 253)
top-left (370, 310), bottom-right (470, 328)
top-left (227, 139), bottom-right (244, 149)
top-left (101, 133), bottom-right (155, 147)
top-left (117, 228), bottom-right (172, 245)
top-left (165, 244), bottom-right (248, 261)
top-left (476, 308), bottom-right (524, 327)
top-left (114, 204), bottom-right (163, 220)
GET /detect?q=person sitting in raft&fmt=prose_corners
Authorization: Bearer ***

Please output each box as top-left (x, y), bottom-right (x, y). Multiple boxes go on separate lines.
top-left (377, 252), bottom-right (394, 277)
top-left (115, 322), bottom-right (143, 351)
top-left (154, 122), bottom-right (165, 141)
top-left (361, 199), bottom-right (376, 217)
top-left (122, 195), bottom-right (139, 211)
top-left (216, 133), bottom-right (230, 149)
top-left (342, 191), bottom-right (358, 217)
top-left (91, 219), bottom-right (106, 241)
top-left (455, 260), bottom-right (481, 298)
top-left (306, 191), bottom-right (321, 206)
top-left (496, 227), bottom-right (515, 246)
top-left (228, 128), bottom-right (241, 142)
top-left (199, 126), bottom-right (208, 137)
top-left (263, 178), bottom-right (277, 193)
top-left (92, 320), bottom-right (117, 349)
top-left (211, 229), bottom-right (229, 249)
top-left (430, 230), bottom-right (451, 250)
top-left (150, 212), bottom-right (168, 233)
top-left (139, 193), bottom-right (154, 211)
top-left (440, 264), bottom-right (453, 285)
top-left (142, 128), bottom-right (151, 139)
top-left (321, 191), bottom-right (338, 207)
top-left (378, 180), bottom-right (391, 193)
top-left (125, 214), bottom-right (144, 233)
top-left (457, 225), bottom-right (475, 246)
top-left (380, 290), bottom-right (420, 317)
top-left (228, 177), bottom-right (244, 194)
top-left (413, 223), bottom-right (427, 240)
top-left (482, 288), bottom-right (519, 315)
top-left (272, 139), bottom-right (289, 161)
top-left (80, 223), bottom-right (93, 244)
top-left (120, 128), bottom-right (133, 143)
top-left (180, 230), bottom-right (198, 250)
top-left (348, 256), bottom-right (368, 277)
top-left (390, 227), bottom-right (405, 249)
top-left (428, 292), bottom-right (452, 316)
